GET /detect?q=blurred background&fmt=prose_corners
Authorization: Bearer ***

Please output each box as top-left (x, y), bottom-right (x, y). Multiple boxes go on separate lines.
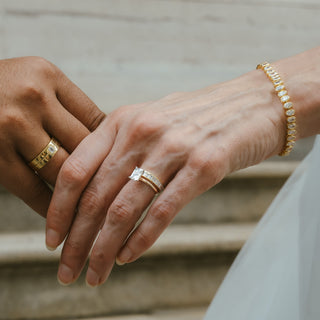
top-left (0, 0), bottom-right (318, 319)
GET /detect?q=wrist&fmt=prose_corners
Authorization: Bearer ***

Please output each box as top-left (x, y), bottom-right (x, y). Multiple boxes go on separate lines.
top-left (274, 46), bottom-right (320, 140)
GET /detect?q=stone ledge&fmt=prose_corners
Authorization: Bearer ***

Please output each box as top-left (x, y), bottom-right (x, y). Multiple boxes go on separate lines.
top-left (227, 161), bottom-right (298, 179)
top-left (81, 307), bottom-right (207, 320)
top-left (0, 161), bottom-right (299, 194)
top-left (0, 223), bottom-right (255, 266)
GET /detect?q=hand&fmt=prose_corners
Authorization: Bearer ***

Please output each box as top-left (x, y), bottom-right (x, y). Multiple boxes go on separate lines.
top-left (0, 56), bottom-right (105, 216)
top-left (46, 68), bottom-right (286, 287)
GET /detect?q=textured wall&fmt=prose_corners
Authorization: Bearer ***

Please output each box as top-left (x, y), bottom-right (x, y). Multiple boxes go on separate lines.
top-left (0, 0), bottom-right (318, 112)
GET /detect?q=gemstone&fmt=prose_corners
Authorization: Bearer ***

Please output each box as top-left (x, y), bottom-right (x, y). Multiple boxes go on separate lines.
top-left (278, 90), bottom-right (287, 97)
top-left (48, 146), bottom-right (56, 154)
top-left (275, 85), bottom-right (285, 92)
top-left (288, 123), bottom-right (296, 129)
top-left (264, 66), bottom-right (272, 71)
top-left (288, 116), bottom-right (296, 123)
top-left (274, 80), bottom-right (283, 85)
top-left (287, 141), bottom-right (295, 147)
top-left (281, 95), bottom-right (290, 102)
top-left (287, 135), bottom-right (295, 141)
top-left (288, 129), bottom-right (297, 135)
top-left (129, 167), bottom-right (144, 181)
top-left (284, 102), bottom-right (293, 109)
top-left (286, 109), bottom-right (295, 116)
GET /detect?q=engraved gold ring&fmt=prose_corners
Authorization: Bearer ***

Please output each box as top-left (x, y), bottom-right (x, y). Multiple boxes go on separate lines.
top-left (29, 138), bottom-right (60, 171)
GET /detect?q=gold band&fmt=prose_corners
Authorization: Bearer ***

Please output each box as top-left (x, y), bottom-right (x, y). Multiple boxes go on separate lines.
top-left (29, 138), bottom-right (60, 170)
top-left (257, 62), bottom-right (297, 156)
top-left (129, 167), bottom-right (164, 194)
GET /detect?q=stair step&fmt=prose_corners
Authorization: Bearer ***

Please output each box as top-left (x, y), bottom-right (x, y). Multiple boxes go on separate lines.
top-left (0, 161), bottom-right (298, 232)
top-left (0, 223), bottom-right (254, 319)
top-left (79, 307), bottom-right (207, 320)
top-left (0, 224), bottom-right (253, 265)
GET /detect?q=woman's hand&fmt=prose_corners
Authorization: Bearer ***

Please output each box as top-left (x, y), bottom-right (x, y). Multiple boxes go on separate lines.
top-left (0, 56), bottom-right (105, 217)
top-left (46, 68), bottom-right (287, 287)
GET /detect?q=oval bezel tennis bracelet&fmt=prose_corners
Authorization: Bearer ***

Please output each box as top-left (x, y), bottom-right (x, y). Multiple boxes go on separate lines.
top-left (257, 62), bottom-right (297, 156)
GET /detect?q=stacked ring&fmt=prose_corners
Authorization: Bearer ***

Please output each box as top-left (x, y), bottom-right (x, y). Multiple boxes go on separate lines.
top-left (129, 167), bottom-right (164, 194)
top-left (29, 138), bottom-right (60, 171)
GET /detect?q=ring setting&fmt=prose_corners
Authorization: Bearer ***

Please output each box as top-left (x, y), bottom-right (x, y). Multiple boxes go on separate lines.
top-left (29, 138), bottom-right (60, 171)
top-left (129, 167), bottom-right (164, 194)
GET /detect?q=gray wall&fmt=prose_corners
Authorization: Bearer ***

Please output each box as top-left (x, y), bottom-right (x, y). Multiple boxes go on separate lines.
top-left (0, 0), bottom-right (318, 113)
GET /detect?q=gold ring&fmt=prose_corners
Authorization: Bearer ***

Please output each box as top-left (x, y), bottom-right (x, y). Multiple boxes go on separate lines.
top-left (29, 138), bottom-right (60, 171)
top-left (129, 167), bottom-right (164, 194)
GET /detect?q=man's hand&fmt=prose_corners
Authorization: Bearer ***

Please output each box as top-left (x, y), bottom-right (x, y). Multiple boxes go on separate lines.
top-left (0, 56), bottom-right (105, 216)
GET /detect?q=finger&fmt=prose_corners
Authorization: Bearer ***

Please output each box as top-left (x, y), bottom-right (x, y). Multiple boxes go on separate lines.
top-left (43, 98), bottom-right (91, 153)
top-left (57, 141), bottom-right (174, 286)
top-left (116, 167), bottom-right (200, 265)
top-left (58, 180), bottom-right (155, 286)
top-left (84, 163), bottom-right (177, 287)
top-left (46, 120), bottom-right (117, 250)
top-left (55, 141), bottom-right (146, 285)
top-left (0, 154), bottom-right (52, 218)
top-left (55, 71), bottom-right (106, 131)
top-left (16, 127), bottom-right (69, 187)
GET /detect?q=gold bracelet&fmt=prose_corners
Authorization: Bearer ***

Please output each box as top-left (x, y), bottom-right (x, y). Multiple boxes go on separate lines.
top-left (256, 62), bottom-right (297, 156)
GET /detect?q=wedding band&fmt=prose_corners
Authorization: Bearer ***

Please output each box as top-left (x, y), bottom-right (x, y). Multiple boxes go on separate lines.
top-left (129, 167), bottom-right (164, 193)
top-left (29, 138), bottom-right (60, 170)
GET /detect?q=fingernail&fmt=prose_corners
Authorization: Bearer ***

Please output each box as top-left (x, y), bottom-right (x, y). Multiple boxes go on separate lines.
top-left (46, 229), bottom-right (60, 250)
top-left (46, 244), bottom-right (56, 251)
top-left (117, 248), bottom-right (132, 264)
top-left (58, 264), bottom-right (74, 286)
top-left (115, 257), bottom-right (126, 266)
top-left (86, 268), bottom-right (100, 288)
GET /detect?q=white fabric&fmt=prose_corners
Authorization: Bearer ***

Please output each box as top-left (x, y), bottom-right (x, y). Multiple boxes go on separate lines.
top-left (204, 135), bottom-right (320, 320)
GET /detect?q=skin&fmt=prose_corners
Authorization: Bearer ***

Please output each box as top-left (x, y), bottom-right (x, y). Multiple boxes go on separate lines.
top-left (46, 47), bottom-right (320, 287)
top-left (6, 48), bottom-right (320, 288)
top-left (0, 56), bottom-right (105, 216)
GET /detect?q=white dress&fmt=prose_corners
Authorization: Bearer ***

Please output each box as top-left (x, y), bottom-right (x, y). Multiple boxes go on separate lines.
top-left (204, 135), bottom-right (320, 320)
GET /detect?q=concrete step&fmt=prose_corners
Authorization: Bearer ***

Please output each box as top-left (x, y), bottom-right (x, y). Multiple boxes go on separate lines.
top-left (0, 223), bottom-right (254, 319)
top-left (0, 161), bottom-right (298, 232)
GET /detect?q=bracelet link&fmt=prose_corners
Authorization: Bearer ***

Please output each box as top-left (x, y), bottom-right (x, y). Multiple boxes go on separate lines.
top-left (257, 62), bottom-right (297, 156)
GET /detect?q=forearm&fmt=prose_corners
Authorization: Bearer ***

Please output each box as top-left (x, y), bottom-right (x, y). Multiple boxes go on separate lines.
top-left (273, 46), bottom-right (320, 139)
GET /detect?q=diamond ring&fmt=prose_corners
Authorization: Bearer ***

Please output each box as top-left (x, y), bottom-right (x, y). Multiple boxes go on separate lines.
top-left (129, 167), bottom-right (164, 194)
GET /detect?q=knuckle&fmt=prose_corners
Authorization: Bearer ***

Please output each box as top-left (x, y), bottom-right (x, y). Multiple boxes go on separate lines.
top-left (18, 80), bottom-right (46, 104)
top-left (189, 151), bottom-right (215, 176)
top-left (188, 151), bottom-right (225, 188)
top-left (16, 57), bottom-right (56, 103)
top-left (149, 200), bottom-right (173, 223)
top-left (91, 248), bottom-right (107, 265)
top-left (0, 110), bottom-right (28, 132)
top-left (133, 228), bottom-right (153, 249)
top-left (129, 113), bottom-right (165, 141)
top-left (64, 238), bottom-right (82, 252)
top-left (87, 109), bottom-right (106, 131)
top-left (78, 187), bottom-right (102, 216)
top-left (59, 158), bottom-right (88, 187)
top-left (108, 199), bottom-right (134, 226)
top-left (161, 133), bottom-right (188, 156)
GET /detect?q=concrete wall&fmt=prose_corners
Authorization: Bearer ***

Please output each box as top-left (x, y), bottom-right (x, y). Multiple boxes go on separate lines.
top-left (0, 0), bottom-right (318, 112)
